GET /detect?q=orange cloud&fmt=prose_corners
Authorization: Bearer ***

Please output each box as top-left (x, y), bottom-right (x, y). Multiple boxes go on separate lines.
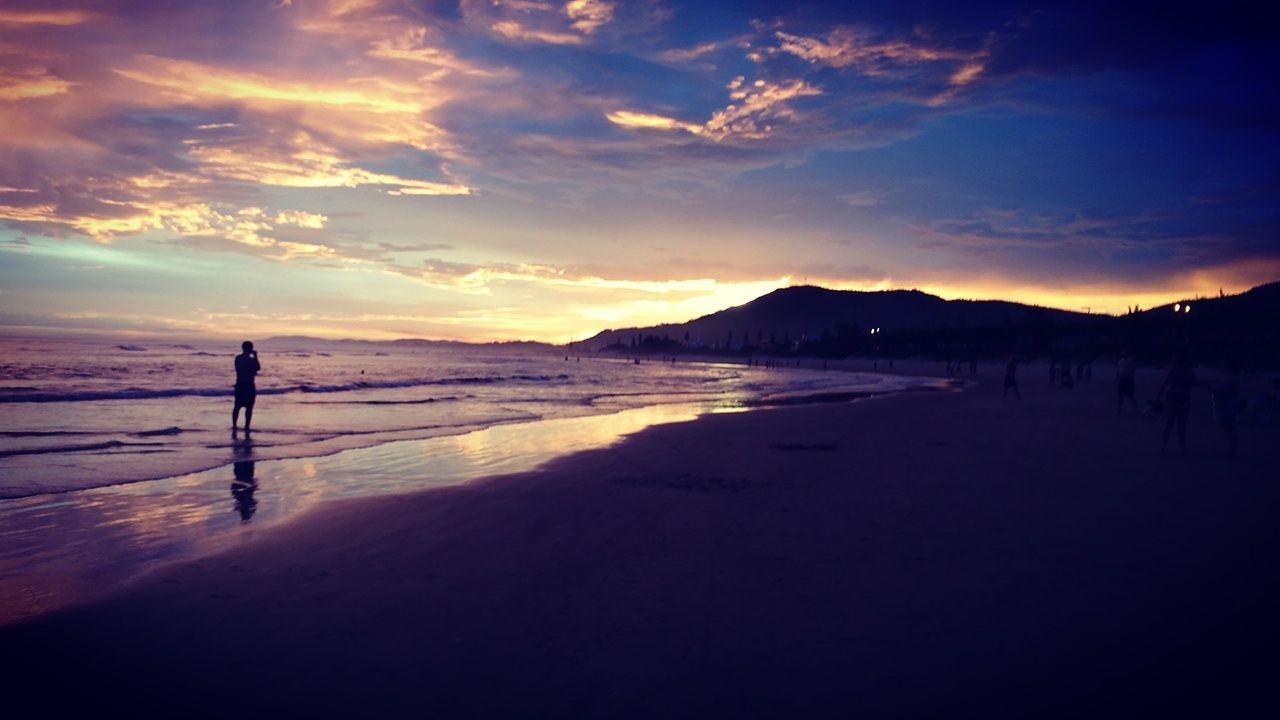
top-left (114, 54), bottom-right (450, 152)
top-left (655, 41), bottom-right (724, 63)
top-left (274, 209), bottom-right (328, 229)
top-left (605, 110), bottom-right (701, 133)
top-left (115, 55), bottom-right (424, 113)
top-left (607, 78), bottom-right (821, 141)
top-left (565, 0), bottom-right (613, 34)
top-left (768, 26), bottom-right (988, 106)
top-left (0, 9), bottom-right (94, 25)
top-left (0, 187), bottom-right (339, 260)
top-left (186, 133), bottom-right (471, 194)
top-left (0, 67), bottom-right (73, 100)
top-left (773, 28), bottom-right (976, 73)
top-left (368, 26), bottom-right (508, 78)
top-left (492, 21), bottom-right (583, 45)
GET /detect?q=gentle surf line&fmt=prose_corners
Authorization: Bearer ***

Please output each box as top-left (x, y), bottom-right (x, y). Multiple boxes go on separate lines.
top-left (0, 373), bottom-right (574, 404)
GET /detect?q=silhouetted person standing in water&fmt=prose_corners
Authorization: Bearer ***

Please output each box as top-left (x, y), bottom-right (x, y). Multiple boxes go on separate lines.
top-left (1159, 351), bottom-right (1196, 453)
top-left (1003, 357), bottom-right (1020, 399)
top-left (233, 341), bottom-right (261, 433)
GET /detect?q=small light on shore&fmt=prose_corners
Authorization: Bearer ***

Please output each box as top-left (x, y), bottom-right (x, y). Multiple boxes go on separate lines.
top-left (1174, 303), bottom-right (1181, 312)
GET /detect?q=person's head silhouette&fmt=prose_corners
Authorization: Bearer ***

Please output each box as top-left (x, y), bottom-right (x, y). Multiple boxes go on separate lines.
top-left (242, 341), bottom-right (254, 353)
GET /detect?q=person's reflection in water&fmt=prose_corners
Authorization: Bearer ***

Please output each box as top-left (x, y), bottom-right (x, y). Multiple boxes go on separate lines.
top-left (231, 460), bottom-right (258, 522)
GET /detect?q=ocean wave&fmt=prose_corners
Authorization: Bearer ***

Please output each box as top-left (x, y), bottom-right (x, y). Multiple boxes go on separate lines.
top-left (297, 395), bottom-right (464, 406)
top-left (0, 430), bottom-right (100, 437)
top-left (0, 373), bottom-right (574, 403)
top-left (131, 426), bottom-right (186, 437)
top-left (0, 439), bottom-right (167, 458)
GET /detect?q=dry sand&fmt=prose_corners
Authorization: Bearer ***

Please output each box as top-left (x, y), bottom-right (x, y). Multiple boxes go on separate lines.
top-left (5, 366), bottom-right (1279, 717)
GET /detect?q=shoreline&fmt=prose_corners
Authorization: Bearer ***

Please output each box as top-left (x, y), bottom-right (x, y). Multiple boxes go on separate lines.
top-left (0, 355), bottom-right (933, 500)
top-left (0, 384), bottom-right (939, 625)
top-left (4, 367), bottom-right (1278, 715)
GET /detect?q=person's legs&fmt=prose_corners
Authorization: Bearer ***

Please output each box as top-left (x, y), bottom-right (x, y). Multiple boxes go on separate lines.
top-left (232, 402), bottom-right (242, 430)
top-left (1175, 404), bottom-right (1189, 451)
top-left (244, 399), bottom-right (254, 432)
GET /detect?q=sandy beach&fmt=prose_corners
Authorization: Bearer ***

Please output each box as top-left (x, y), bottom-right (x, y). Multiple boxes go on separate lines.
top-left (5, 365), bottom-right (1278, 717)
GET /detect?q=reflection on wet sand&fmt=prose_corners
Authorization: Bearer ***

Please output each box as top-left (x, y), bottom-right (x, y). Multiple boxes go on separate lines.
top-left (230, 438), bottom-right (257, 522)
top-left (231, 461), bottom-right (257, 522)
top-left (0, 403), bottom-right (704, 624)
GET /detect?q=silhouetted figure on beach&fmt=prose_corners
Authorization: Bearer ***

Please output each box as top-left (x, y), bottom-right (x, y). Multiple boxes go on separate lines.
top-left (1211, 357), bottom-right (1242, 457)
top-left (231, 460), bottom-right (257, 522)
top-left (1159, 351), bottom-right (1197, 453)
top-left (1116, 350), bottom-right (1138, 414)
top-left (233, 341), bottom-right (261, 433)
top-left (1003, 357), bottom-right (1020, 399)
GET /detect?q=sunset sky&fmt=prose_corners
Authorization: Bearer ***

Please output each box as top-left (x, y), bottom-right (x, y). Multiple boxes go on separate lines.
top-left (2, 0), bottom-right (1277, 342)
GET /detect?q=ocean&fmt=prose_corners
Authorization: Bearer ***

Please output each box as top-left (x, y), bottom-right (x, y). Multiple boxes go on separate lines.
top-left (0, 336), bottom-right (941, 622)
top-left (0, 337), bottom-right (933, 499)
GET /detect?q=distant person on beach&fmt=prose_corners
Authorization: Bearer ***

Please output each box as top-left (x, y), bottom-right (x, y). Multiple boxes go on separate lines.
top-left (233, 341), bottom-right (261, 433)
top-left (1003, 357), bottom-right (1020, 399)
top-left (1158, 351), bottom-right (1197, 453)
top-left (1211, 357), bottom-right (1242, 457)
top-left (1116, 350), bottom-right (1138, 414)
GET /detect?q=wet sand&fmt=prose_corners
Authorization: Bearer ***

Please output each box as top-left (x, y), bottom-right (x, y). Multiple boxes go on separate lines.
top-left (5, 366), bottom-right (1279, 717)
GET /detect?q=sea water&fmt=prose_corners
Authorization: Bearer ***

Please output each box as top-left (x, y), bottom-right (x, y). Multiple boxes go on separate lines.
top-left (0, 336), bottom-right (942, 622)
top-left (0, 337), bottom-right (931, 498)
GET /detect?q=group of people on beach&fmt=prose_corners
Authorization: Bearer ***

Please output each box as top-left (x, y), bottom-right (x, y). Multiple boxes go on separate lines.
top-left (999, 348), bottom-right (1244, 456)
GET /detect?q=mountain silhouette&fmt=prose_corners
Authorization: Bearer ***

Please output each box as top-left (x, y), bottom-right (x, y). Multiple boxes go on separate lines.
top-left (580, 285), bottom-right (1089, 350)
top-left (578, 282), bottom-right (1280, 367)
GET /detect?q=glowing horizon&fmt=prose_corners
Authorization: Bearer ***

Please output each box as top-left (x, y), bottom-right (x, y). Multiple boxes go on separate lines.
top-left (2, 1), bottom-right (1277, 343)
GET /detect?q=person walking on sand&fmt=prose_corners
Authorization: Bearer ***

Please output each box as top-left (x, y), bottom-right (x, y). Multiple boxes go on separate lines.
top-left (1003, 357), bottom-right (1021, 399)
top-left (1211, 356), bottom-right (1242, 457)
top-left (1158, 351), bottom-right (1196, 453)
top-left (233, 341), bottom-right (261, 433)
top-left (1116, 349), bottom-right (1138, 415)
